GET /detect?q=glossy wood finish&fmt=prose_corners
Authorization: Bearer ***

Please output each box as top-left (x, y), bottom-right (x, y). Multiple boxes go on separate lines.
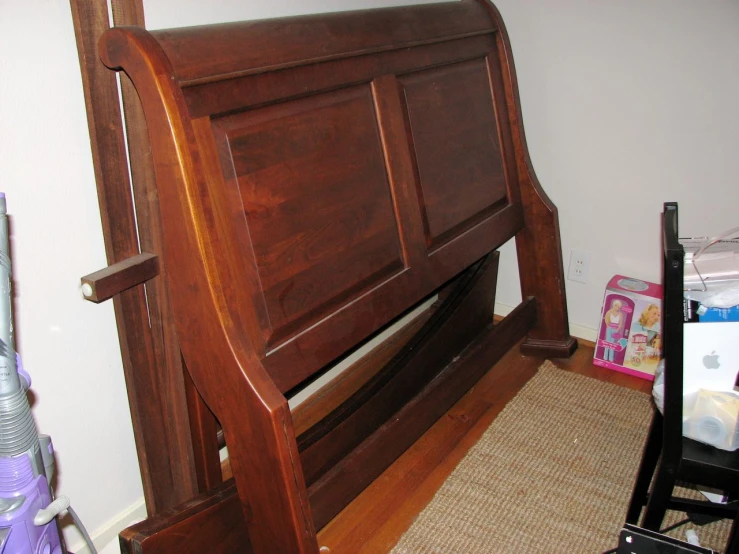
top-left (70, 0), bottom-right (206, 515)
top-left (292, 309), bottom-right (433, 437)
top-left (298, 255), bottom-right (499, 484)
top-left (400, 57), bottom-right (510, 250)
top-left (80, 252), bottom-right (158, 303)
top-left (318, 341), bottom-right (650, 554)
top-left (480, 2), bottom-right (577, 358)
top-left (120, 480), bottom-right (249, 554)
top-left (212, 85), bottom-right (405, 353)
top-left (92, 1), bottom-right (577, 551)
top-left (308, 296), bottom-right (537, 531)
top-left (121, 342), bottom-right (638, 554)
top-left (110, 0), bottom-right (225, 507)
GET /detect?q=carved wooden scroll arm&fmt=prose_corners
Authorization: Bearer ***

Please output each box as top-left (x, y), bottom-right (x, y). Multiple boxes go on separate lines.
top-left (98, 26), bottom-right (319, 554)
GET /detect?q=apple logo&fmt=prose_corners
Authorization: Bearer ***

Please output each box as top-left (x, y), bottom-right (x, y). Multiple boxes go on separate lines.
top-left (703, 351), bottom-right (721, 370)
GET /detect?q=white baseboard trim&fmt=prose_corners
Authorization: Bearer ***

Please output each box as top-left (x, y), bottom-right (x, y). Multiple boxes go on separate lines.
top-left (569, 322), bottom-right (597, 344)
top-left (494, 302), bottom-right (597, 343)
top-left (68, 497), bottom-right (147, 554)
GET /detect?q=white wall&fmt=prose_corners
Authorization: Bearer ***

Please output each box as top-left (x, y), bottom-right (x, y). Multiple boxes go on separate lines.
top-left (1, 1), bottom-right (738, 551)
top-left (492, 0), bottom-right (739, 337)
top-left (0, 1), bottom-right (145, 551)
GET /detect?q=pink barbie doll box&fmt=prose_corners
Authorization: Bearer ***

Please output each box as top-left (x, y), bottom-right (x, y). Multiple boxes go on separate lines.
top-left (594, 275), bottom-right (663, 380)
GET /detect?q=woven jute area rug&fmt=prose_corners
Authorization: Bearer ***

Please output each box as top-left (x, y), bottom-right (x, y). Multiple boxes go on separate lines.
top-left (390, 361), bottom-right (731, 553)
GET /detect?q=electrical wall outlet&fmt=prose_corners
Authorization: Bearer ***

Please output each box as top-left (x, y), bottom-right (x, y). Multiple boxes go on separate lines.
top-left (567, 250), bottom-right (591, 284)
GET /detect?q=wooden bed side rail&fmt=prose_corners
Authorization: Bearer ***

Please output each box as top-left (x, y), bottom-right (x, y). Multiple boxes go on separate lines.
top-left (119, 480), bottom-right (249, 554)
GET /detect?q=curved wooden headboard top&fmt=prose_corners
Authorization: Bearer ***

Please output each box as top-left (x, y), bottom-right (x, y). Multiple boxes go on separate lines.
top-left (98, 2), bottom-right (575, 552)
top-left (151, 2), bottom-right (496, 86)
top-left (101, 0), bottom-right (526, 393)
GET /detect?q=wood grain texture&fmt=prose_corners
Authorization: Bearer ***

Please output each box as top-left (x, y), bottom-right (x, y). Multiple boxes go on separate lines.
top-left (307, 296), bottom-right (536, 530)
top-left (297, 255), bottom-right (500, 483)
top-left (112, 0), bottom-right (224, 504)
top-left (119, 480), bottom-right (248, 554)
top-left (110, 0), bottom-right (224, 504)
top-left (120, 342), bottom-right (635, 554)
top-left (95, 1), bottom-right (577, 551)
top-left (318, 342), bottom-right (650, 554)
top-left (213, 86), bottom-right (405, 348)
top-left (70, 0), bottom-right (202, 514)
top-left (478, 0), bottom-right (578, 357)
top-left (80, 252), bottom-right (158, 303)
top-left (101, 26), bottom-right (319, 554)
top-left (184, 367), bottom-right (222, 493)
top-left (152, 2), bottom-right (495, 85)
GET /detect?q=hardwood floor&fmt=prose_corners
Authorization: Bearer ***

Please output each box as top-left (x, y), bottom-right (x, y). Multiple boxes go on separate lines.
top-left (315, 340), bottom-right (653, 553)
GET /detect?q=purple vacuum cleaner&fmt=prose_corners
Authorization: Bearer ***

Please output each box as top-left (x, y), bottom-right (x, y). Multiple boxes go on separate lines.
top-left (0, 194), bottom-right (95, 554)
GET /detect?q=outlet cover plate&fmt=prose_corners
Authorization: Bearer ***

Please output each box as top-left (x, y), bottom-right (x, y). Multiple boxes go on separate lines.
top-left (567, 250), bottom-right (591, 284)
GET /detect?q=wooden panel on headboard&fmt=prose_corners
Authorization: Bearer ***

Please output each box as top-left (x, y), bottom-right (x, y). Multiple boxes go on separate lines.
top-left (243, 47), bottom-right (525, 390)
top-left (98, 2), bottom-right (576, 550)
top-left (401, 57), bottom-right (509, 251)
top-left (212, 85), bottom-right (406, 350)
top-left (111, 2), bottom-right (527, 393)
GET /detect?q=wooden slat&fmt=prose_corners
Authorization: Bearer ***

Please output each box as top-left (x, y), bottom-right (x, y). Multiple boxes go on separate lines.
top-left (291, 309), bottom-right (433, 437)
top-left (297, 255), bottom-right (499, 485)
top-left (117, 296), bottom-right (537, 554)
top-left (317, 342), bottom-right (627, 553)
top-left (307, 296), bottom-right (536, 529)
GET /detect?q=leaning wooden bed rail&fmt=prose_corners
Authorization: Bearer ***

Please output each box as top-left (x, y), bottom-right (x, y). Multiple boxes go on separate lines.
top-left (76, 1), bottom-right (577, 552)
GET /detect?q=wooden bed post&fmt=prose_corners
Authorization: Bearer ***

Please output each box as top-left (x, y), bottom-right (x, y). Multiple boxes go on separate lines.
top-left (70, 0), bottom-right (222, 515)
top-left (98, 26), bottom-right (320, 553)
top-left (481, 0), bottom-right (578, 358)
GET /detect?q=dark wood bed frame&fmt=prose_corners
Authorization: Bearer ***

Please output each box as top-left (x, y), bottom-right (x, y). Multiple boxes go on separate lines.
top-left (81, 1), bottom-right (577, 552)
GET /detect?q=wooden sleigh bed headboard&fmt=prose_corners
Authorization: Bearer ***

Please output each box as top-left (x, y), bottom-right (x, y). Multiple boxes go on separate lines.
top-left (83, 1), bottom-right (576, 551)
